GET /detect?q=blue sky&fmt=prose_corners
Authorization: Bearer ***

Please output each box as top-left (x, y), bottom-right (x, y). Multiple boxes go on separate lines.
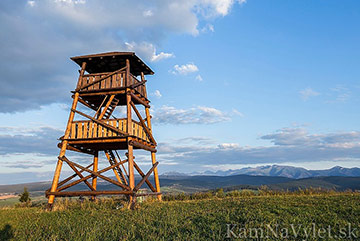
top-left (0, 0), bottom-right (360, 184)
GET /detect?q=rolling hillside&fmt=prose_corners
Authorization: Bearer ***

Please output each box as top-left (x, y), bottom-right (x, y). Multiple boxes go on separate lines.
top-left (1, 174), bottom-right (360, 196)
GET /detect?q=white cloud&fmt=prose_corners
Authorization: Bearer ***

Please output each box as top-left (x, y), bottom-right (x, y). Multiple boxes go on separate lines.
top-left (152, 52), bottom-right (175, 62)
top-left (155, 127), bottom-right (360, 171)
top-left (201, 24), bottom-right (215, 33)
top-left (125, 41), bottom-right (174, 62)
top-left (299, 87), bottom-right (320, 101)
top-left (152, 90), bottom-right (162, 98)
top-left (218, 143), bottom-right (240, 149)
top-left (143, 9), bottom-right (153, 17)
top-left (27, 1), bottom-right (35, 7)
top-left (195, 74), bottom-right (203, 81)
top-left (171, 63), bottom-right (199, 75)
top-left (198, 0), bottom-right (246, 17)
top-left (328, 85), bottom-right (350, 103)
top-left (153, 105), bottom-right (237, 124)
top-left (0, 0), bottom-right (244, 112)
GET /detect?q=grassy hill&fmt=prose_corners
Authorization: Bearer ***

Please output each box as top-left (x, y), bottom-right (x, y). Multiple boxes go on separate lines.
top-left (0, 193), bottom-right (359, 240)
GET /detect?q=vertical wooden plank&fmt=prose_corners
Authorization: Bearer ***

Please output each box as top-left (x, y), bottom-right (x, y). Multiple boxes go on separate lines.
top-left (98, 125), bottom-right (102, 138)
top-left (106, 75), bottom-right (111, 89)
top-left (111, 120), bottom-right (116, 136)
top-left (112, 74), bottom-right (116, 88)
top-left (93, 123), bottom-right (98, 138)
top-left (71, 123), bottom-right (76, 139)
top-left (121, 73), bottom-right (124, 87)
top-left (103, 121), bottom-right (108, 137)
top-left (83, 122), bottom-right (88, 139)
top-left (94, 75), bottom-right (98, 90)
top-left (78, 122), bottom-right (83, 139)
top-left (88, 122), bottom-right (93, 138)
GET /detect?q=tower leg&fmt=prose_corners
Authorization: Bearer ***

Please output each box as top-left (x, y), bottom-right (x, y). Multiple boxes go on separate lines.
top-left (144, 106), bottom-right (161, 201)
top-left (151, 152), bottom-right (162, 201)
top-left (91, 151), bottom-right (99, 201)
top-left (47, 92), bottom-right (80, 208)
top-left (128, 141), bottom-right (135, 206)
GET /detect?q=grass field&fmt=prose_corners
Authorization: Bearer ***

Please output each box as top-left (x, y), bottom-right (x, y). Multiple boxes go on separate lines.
top-left (0, 192), bottom-right (359, 240)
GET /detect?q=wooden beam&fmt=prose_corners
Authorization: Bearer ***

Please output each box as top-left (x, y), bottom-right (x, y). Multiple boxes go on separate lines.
top-left (57, 142), bottom-right (94, 155)
top-left (130, 80), bottom-right (146, 89)
top-left (151, 152), bottom-right (161, 201)
top-left (48, 61), bottom-right (86, 207)
top-left (129, 140), bottom-right (157, 152)
top-left (60, 156), bottom-right (130, 190)
top-left (91, 151), bottom-right (98, 200)
top-left (77, 97), bottom-right (98, 112)
top-left (46, 190), bottom-right (133, 197)
top-left (133, 160), bottom-right (156, 192)
top-left (94, 96), bottom-right (108, 119)
top-left (134, 162), bottom-right (159, 192)
top-left (98, 95), bottom-right (115, 119)
top-left (78, 89), bottom-right (126, 96)
top-left (77, 66), bottom-right (126, 91)
top-left (129, 92), bottom-right (150, 108)
top-left (57, 157), bottom-right (129, 191)
top-left (72, 109), bottom-right (128, 136)
top-left (46, 163), bottom-right (93, 192)
top-left (130, 101), bottom-right (156, 145)
top-left (65, 159), bottom-right (95, 191)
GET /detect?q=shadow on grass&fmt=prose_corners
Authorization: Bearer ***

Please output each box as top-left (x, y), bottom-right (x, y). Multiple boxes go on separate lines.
top-left (0, 224), bottom-right (14, 240)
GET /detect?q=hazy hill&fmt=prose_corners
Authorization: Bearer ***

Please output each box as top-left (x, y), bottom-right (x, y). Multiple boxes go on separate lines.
top-left (1, 174), bottom-right (360, 195)
top-left (191, 165), bottom-right (360, 179)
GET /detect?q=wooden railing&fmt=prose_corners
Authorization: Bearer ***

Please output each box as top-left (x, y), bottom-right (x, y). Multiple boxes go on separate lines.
top-left (69, 118), bottom-right (150, 142)
top-left (79, 71), bottom-right (146, 97)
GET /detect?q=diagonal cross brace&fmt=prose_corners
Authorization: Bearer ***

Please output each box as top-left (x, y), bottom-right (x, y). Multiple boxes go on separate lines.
top-left (46, 163), bottom-right (93, 192)
top-left (133, 161), bottom-right (158, 192)
top-left (60, 156), bottom-right (131, 191)
top-left (133, 160), bottom-right (156, 192)
top-left (57, 156), bottom-right (130, 191)
top-left (66, 160), bottom-right (95, 191)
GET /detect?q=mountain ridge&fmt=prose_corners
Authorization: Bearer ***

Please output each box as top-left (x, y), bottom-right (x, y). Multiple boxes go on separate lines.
top-left (175, 165), bottom-right (360, 179)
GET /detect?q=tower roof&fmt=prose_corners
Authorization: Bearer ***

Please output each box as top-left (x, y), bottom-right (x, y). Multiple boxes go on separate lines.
top-left (71, 52), bottom-right (154, 76)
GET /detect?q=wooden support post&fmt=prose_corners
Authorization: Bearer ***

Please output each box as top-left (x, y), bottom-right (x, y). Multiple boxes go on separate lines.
top-left (126, 66), bottom-right (135, 204)
top-left (47, 61), bottom-right (86, 208)
top-left (144, 98), bottom-right (161, 200)
top-left (91, 151), bottom-right (98, 201)
top-left (125, 59), bottom-right (130, 87)
top-left (151, 152), bottom-right (161, 200)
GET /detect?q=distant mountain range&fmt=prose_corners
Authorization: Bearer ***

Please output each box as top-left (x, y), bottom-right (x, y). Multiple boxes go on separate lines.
top-left (184, 165), bottom-right (360, 179)
top-left (1, 165), bottom-right (360, 195)
top-left (1, 175), bottom-right (360, 195)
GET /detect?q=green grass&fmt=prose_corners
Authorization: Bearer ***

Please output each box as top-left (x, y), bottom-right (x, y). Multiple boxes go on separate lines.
top-left (0, 193), bottom-right (359, 240)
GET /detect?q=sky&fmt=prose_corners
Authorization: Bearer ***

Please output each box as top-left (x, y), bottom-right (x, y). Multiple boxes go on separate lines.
top-left (0, 0), bottom-right (360, 184)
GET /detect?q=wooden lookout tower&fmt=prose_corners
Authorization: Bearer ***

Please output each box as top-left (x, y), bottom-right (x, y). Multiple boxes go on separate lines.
top-left (46, 52), bottom-right (161, 208)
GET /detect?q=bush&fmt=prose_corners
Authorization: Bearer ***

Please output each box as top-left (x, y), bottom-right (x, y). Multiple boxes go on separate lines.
top-left (19, 187), bottom-right (31, 204)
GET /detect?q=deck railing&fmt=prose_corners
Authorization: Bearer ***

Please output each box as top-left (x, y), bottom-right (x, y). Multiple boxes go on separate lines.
top-left (69, 118), bottom-right (150, 142)
top-left (79, 71), bottom-right (146, 97)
